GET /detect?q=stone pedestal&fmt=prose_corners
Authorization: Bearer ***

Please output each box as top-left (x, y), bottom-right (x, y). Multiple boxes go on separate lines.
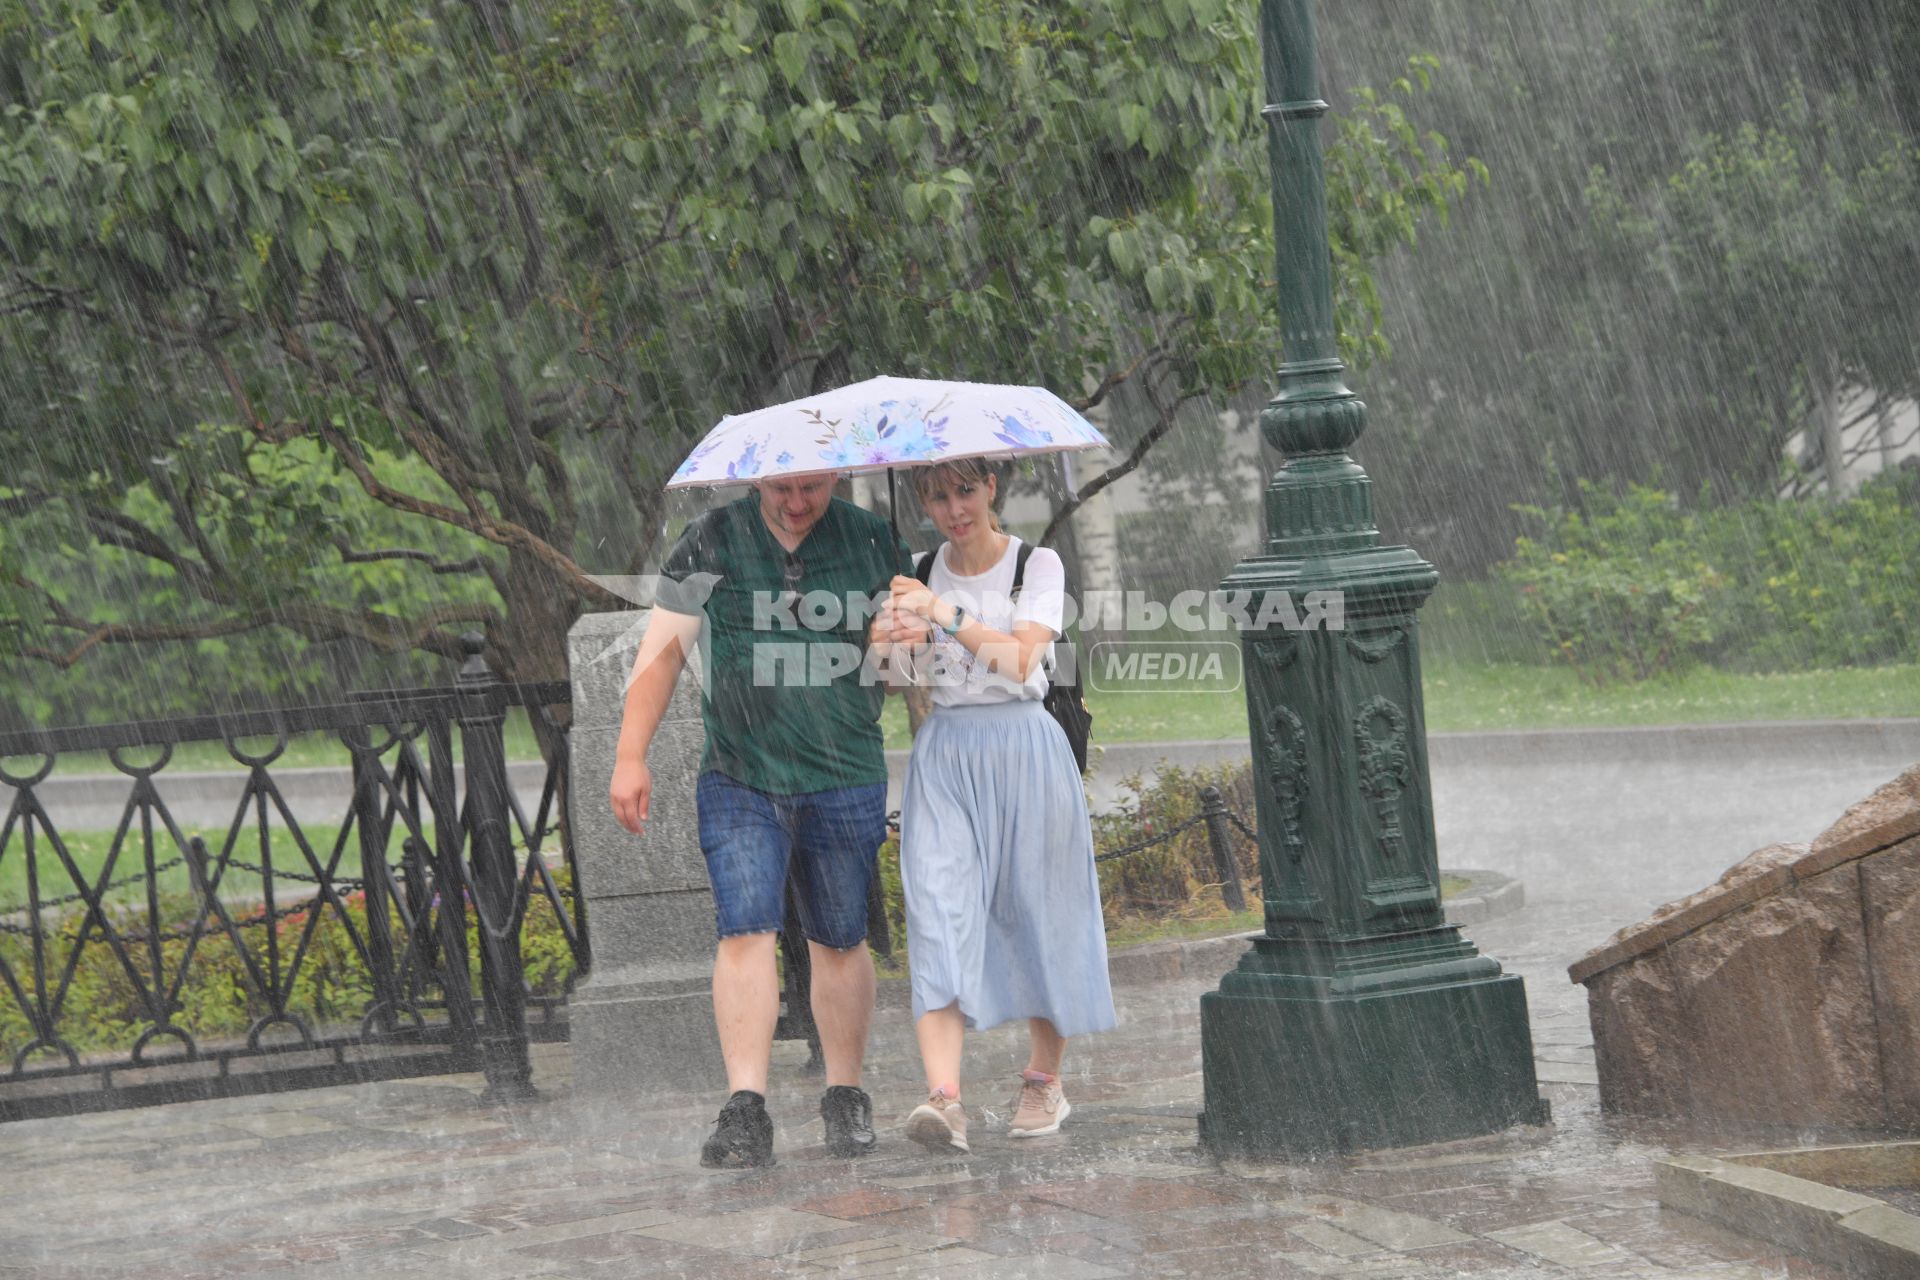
top-left (1573, 764), bottom-right (1920, 1131)
top-left (567, 609), bottom-right (722, 1091)
top-left (1202, 949), bottom-right (1543, 1155)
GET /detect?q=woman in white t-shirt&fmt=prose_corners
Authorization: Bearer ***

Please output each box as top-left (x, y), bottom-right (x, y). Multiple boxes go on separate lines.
top-left (879, 458), bottom-right (1116, 1154)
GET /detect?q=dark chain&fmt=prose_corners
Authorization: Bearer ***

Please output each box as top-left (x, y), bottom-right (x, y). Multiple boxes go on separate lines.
top-left (18, 856), bottom-right (190, 911)
top-left (1094, 814), bottom-right (1210, 861)
top-left (0, 894), bottom-right (322, 940)
top-left (893, 802), bottom-right (1254, 865)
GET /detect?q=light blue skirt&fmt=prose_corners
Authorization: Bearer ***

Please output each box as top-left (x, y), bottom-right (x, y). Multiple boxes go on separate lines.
top-left (900, 700), bottom-right (1117, 1039)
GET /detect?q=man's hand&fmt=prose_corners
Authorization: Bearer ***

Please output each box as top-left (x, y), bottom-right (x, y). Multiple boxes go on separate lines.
top-left (889, 609), bottom-right (933, 646)
top-left (610, 755), bottom-right (653, 835)
top-left (867, 606), bottom-right (895, 654)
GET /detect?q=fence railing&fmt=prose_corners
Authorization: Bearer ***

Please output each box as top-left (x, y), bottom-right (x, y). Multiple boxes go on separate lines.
top-left (4, 630), bottom-right (1264, 1118)
top-left (1091, 784), bottom-right (1252, 912)
top-left (0, 635), bottom-right (579, 1122)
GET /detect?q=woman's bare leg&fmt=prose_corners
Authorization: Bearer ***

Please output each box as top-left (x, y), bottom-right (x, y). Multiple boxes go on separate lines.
top-left (915, 1002), bottom-right (966, 1096)
top-left (1025, 1018), bottom-right (1066, 1078)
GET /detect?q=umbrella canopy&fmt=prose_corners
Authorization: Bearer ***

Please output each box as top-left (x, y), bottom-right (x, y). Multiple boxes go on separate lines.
top-left (665, 376), bottom-right (1110, 490)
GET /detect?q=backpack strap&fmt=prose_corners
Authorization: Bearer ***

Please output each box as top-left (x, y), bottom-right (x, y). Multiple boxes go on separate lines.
top-left (1010, 540), bottom-right (1034, 601)
top-left (913, 546), bottom-right (939, 586)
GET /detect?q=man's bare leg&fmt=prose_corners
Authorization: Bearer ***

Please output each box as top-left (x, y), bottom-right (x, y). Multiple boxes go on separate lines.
top-left (807, 939), bottom-right (876, 1088)
top-left (713, 932), bottom-right (779, 1094)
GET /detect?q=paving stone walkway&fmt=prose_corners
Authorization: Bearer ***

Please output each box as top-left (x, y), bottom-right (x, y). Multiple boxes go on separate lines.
top-left (0, 905), bottom-right (1848, 1280)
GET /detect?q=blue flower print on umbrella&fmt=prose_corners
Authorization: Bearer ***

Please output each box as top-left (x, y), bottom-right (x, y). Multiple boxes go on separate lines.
top-left (726, 439), bottom-right (766, 481)
top-left (992, 408), bottom-right (1056, 450)
top-left (813, 399), bottom-right (954, 469)
top-left (875, 404), bottom-right (951, 461)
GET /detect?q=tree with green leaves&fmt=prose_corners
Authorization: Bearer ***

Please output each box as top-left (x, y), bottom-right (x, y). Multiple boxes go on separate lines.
top-left (0, 0), bottom-right (1477, 707)
top-left (1317, 0), bottom-right (1920, 573)
top-left (1586, 90), bottom-right (1920, 497)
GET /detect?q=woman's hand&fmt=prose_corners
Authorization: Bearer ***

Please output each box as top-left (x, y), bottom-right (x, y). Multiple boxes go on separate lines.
top-left (889, 574), bottom-right (938, 622)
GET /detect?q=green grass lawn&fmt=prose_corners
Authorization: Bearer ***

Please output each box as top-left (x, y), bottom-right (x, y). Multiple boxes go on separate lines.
top-left (11, 663), bottom-right (1915, 777)
top-left (1420, 661), bottom-right (1920, 731)
top-left (882, 659), bottom-right (1920, 747)
top-left (9, 713), bottom-right (547, 777)
top-left (0, 822), bottom-right (429, 913)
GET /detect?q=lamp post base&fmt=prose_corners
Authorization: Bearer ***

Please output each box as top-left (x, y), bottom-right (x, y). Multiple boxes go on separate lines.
top-left (1199, 935), bottom-right (1549, 1157)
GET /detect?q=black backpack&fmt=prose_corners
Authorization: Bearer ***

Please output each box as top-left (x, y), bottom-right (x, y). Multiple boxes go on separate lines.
top-left (915, 541), bottom-right (1094, 774)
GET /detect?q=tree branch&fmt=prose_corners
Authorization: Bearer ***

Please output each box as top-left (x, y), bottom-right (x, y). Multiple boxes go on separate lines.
top-left (0, 492), bottom-right (54, 518)
top-left (309, 417), bottom-right (621, 606)
top-left (202, 339), bottom-right (306, 443)
top-left (1039, 374), bottom-right (1205, 547)
top-left (18, 585), bottom-right (500, 669)
top-left (332, 538), bottom-right (490, 575)
top-left (1069, 348), bottom-right (1156, 414)
top-left (78, 503), bottom-right (227, 601)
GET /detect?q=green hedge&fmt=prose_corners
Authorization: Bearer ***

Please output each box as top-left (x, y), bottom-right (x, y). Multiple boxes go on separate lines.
top-left (1501, 472), bottom-right (1920, 685)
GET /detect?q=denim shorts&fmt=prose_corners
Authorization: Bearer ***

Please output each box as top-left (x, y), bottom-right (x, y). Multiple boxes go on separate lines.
top-left (695, 771), bottom-right (888, 949)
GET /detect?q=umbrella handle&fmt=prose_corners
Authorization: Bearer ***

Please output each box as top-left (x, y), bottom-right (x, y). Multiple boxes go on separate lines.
top-left (887, 467), bottom-right (898, 543)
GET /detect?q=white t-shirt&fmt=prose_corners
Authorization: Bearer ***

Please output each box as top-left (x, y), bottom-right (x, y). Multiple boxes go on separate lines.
top-left (914, 537), bottom-right (1065, 707)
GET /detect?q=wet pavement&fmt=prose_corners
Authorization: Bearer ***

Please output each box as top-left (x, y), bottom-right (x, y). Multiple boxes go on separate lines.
top-left (6, 738), bottom-right (1912, 1278)
top-left (0, 913), bottom-right (1854, 1280)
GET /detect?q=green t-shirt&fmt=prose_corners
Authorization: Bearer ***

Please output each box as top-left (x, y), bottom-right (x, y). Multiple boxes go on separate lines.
top-left (656, 495), bottom-right (911, 795)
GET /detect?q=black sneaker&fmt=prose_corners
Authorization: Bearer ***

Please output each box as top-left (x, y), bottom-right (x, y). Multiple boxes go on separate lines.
top-left (699, 1090), bottom-right (774, 1168)
top-left (820, 1084), bottom-right (877, 1158)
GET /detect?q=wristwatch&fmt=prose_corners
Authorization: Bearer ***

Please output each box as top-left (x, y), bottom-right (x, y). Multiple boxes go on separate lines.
top-left (941, 605), bottom-right (968, 634)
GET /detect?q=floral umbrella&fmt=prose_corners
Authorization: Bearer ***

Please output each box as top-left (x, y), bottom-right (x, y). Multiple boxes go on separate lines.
top-left (665, 375), bottom-right (1110, 490)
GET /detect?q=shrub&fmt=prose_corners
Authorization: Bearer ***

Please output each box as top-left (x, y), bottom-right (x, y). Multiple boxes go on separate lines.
top-left (0, 867), bottom-right (580, 1064)
top-left (1693, 471), bottom-right (1920, 670)
top-left (1091, 761), bottom-right (1259, 924)
top-left (1501, 473), bottom-right (1920, 681)
top-left (1503, 484), bottom-right (1726, 686)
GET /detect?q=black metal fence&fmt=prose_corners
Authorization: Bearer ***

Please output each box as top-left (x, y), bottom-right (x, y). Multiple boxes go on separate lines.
top-left (0, 636), bottom-right (581, 1122)
top-left (2, 627), bottom-right (1262, 1119)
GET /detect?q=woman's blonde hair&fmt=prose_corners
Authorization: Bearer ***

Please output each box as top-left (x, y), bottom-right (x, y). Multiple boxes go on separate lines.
top-left (909, 458), bottom-right (1004, 532)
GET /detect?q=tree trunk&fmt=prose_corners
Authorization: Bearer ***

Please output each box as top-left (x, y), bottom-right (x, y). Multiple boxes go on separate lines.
top-left (490, 544), bottom-right (583, 764)
top-left (1818, 355), bottom-right (1850, 497)
top-left (1062, 410), bottom-right (1127, 657)
top-left (1877, 396), bottom-right (1897, 475)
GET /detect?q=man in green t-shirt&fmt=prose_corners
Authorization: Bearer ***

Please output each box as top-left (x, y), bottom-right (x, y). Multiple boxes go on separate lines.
top-left (610, 474), bottom-right (918, 1167)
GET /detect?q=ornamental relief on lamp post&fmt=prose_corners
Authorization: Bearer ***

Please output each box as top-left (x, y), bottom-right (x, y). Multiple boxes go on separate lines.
top-left (1345, 627), bottom-right (1406, 664)
top-left (1352, 695), bottom-right (1409, 860)
top-left (1247, 630), bottom-right (1301, 672)
top-left (1260, 704), bottom-right (1309, 864)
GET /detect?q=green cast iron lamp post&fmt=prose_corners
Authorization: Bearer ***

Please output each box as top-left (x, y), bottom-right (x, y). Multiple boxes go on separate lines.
top-left (1197, 0), bottom-right (1548, 1156)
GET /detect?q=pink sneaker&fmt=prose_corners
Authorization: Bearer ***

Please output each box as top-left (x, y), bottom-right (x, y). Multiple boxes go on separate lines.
top-left (905, 1088), bottom-right (970, 1153)
top-left (1009, 1071), bottom-right (1070, 1138)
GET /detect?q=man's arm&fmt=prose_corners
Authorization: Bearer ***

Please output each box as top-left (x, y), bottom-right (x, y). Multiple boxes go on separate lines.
top-left (865, 605), bottom-right (932, 693)
top-left (610, 607), bottom-right (704, 836)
